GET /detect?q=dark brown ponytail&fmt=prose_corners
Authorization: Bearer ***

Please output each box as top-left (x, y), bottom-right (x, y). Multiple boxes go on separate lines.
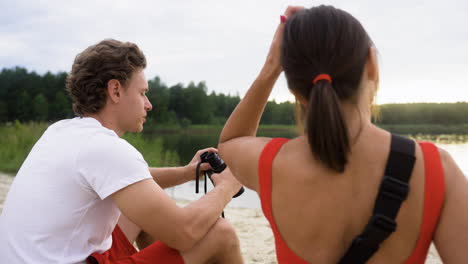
top-left (307, 80), bottom-right (349, 172)
top-left (281, 5), bottom-right (372, 172)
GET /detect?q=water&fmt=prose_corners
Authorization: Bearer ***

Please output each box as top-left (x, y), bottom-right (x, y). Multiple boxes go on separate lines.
top-left (158, 132), bottom-right (468, 209)
top-left (437, 143), bottom-right (468, 173)
top-left (166, 180), bottom-right (262, 209)
top-left (152, 129), bottom-right (297, 165)
top-left (158, 130), bottom-right (296, 209)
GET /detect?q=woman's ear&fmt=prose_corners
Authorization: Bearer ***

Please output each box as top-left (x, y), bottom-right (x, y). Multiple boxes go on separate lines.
top-left (107, 79), bottom-right (122, 103)
top-left (366, 47), bottom-right (379, 82)
top-left (364, 47), bottom-right (380, 107)
top-left (291, 90), bottom-right (308, 106)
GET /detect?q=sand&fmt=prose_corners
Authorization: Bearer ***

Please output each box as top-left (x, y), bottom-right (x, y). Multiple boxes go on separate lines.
top-left (0, 173), bottom-right (442, 263)
top-left (178, 199), bottom-right (442, 264)
top-left (0, 173), bottom-right (14, 213)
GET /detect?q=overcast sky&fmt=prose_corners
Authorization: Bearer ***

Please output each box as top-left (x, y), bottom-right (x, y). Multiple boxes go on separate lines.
top-left (1, 0), bottom-right (467, 104)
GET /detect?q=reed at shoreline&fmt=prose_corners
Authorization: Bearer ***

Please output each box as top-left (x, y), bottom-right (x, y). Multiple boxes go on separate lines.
top-left (2, 121), bottom-right (468, 174)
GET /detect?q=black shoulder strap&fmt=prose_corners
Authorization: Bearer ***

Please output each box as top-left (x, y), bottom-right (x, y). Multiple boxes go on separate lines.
top-left (338, 134), bottom-right (416, 264)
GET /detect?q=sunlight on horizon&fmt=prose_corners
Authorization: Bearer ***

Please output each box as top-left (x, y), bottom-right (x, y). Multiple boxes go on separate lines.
top-left (265, 75), bottom-right (468, 104)
top-left (270, 93), bottom-right (468, 105)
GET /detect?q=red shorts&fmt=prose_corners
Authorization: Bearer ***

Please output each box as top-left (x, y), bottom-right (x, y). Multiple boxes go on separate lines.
top-left (87, 225), bottom-right (185, 264)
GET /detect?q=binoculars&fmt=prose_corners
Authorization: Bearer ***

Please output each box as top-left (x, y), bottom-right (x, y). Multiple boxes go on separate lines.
top-left (199, 151), bottom-right (244, 198)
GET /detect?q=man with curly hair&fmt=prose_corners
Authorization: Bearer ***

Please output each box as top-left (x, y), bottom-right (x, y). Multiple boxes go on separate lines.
top-left (0, 39), bottom-right (243, 264)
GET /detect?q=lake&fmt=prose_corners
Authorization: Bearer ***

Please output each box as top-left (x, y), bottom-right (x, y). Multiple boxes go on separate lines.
top-left (153, 132), bottom-right (468, 209)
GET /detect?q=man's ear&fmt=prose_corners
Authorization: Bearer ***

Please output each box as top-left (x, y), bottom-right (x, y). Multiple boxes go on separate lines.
top-left (107, 79), bottom-right (122, 103)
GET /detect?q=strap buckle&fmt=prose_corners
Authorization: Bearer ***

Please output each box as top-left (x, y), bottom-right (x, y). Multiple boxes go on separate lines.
top-left (339, 213), bottom-right (397, 264)
top-left (381, 176), bottom-right (409, 202)
top-left (361, 214), bottom-right (397, 246)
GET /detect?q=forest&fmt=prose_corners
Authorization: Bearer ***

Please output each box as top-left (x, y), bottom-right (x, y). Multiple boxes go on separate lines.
top-left (1, 67), bottom-right (467, 127)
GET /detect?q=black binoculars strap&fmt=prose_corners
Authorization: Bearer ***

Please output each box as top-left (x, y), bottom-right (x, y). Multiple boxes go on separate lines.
top-left (338, 134), bottom-right (416, 264)
top-left (195, 161), bottom-right (203, 194)
top-left (195, 161), bottom-right (225, 218)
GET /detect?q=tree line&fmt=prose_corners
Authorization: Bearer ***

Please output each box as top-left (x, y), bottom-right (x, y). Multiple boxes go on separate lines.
top-left (0, 67), bottom-right (467, 126)
top-left (0, 67), bottom-right (295, 126)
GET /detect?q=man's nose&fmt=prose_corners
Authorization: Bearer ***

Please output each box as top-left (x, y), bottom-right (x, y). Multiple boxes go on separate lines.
top-left (145, 97), bottom-right (152, 111)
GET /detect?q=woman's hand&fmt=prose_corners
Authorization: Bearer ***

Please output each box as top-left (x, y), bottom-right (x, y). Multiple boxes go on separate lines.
top-left (262, 6), bottom-right (305, 77)
top-left (218, 6), bottom-right (305, 149)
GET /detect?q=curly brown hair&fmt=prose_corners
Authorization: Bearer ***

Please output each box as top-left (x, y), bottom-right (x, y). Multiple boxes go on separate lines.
top-left (65, 39), bottom-right (147, 116)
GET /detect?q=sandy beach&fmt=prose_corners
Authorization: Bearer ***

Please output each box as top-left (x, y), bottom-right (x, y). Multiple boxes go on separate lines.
top-left (0, 173), bottom-right (442, 263)
top-left (222, 205), bottom-right (443, 264)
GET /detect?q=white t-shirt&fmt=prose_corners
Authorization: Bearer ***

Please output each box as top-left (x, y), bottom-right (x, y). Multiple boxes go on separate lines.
top-left (0, 117), bottom-right (152, 263)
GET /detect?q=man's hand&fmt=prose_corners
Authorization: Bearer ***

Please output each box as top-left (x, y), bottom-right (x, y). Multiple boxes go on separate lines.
top-left (210, 167), bottom-right (242, 198)
top-left (184, 147), bottom-right (218, 181)
top-left (150, 147), bottom-right (224, 188)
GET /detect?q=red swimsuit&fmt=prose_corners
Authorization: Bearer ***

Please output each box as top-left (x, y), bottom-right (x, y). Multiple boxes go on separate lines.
top-left (258, 138), bottom-right (445, 263)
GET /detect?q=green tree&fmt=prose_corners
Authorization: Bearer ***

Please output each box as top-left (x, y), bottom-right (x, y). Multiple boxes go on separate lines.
top-left (148, 77), bottom-right (173, 124)
top-left (168, 84), bottom-right (187, 120)
top-left (2, 66), bottom-right (468, 126)
top-left (16, 90), bottom-right (31, 121)
top-left (0, 100), bottom-right (7, 122)
top-left (51, 91), bottom-right (71, 120)
top-left (183, 81), bottom-right (213, 124)
top-left (32, 93), bottom-right (48, 121)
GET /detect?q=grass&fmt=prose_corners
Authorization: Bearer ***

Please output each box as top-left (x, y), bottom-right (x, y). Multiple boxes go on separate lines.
top-left (0, 121), bottom-right (181, 174)
top-left (148, 124), bottom-right (297, 134)
top-left (179, 123), bottom-right (468, 135)
top-left (0, 121), bottom-right (48, 173)
top-left (2, 121), bottom-right (468, 174)
top-left (123, 133), bottom-right (180, 167)
top-left (377, 124), bottom-right (468, 135)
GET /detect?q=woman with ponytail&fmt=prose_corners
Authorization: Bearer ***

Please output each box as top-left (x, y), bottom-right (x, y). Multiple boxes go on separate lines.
top-left (219, 5), bottom-right (468, 264)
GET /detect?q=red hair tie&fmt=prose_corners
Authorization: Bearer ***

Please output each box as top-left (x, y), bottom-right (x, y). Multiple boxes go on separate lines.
top-left (280, 15), bottom-right (287, 23)
top-left (313, 74), bottom-right (332, 84)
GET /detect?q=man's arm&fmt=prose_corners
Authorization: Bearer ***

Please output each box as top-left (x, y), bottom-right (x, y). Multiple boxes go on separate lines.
top-left (112, 168), bottom-right (241, 252)
top-left (149, 166), bottom-right (190, 189)
top-left (149, 147), bottom-right (217, 189)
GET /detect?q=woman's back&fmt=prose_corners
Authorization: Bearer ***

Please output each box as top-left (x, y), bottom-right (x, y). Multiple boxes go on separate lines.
top-left (268, 126), bottom-right (426, 263)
